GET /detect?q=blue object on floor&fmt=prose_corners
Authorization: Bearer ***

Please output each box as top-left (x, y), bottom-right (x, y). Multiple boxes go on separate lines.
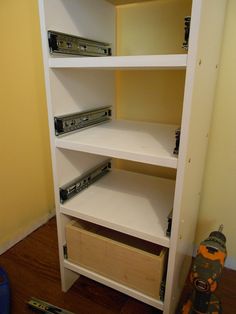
top-left (0, 267), bottom-right (10, 314)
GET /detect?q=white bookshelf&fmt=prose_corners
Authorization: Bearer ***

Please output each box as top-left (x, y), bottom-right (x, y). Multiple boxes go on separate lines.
top-left (56, 120), bottom-right (178, 169)
top-left (38, 0), bottom-right (227, 313)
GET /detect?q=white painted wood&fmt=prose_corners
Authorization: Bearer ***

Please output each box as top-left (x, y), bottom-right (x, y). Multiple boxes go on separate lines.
top-left (44, 0), bottom-right (115, 51)
top-left (64, 260), bottom-right (164, 310)
top-left (56, 120), bottom-right (178, 169)
top-left (163, 1), bottom-right (227, 313)
top-left (61, 169), bottom-right (175, 247)
top-left (38, 0), bottom-right (227, 312)
top-left (49, 54), bottom-right (187, 69)
top-left (49, 70), bottom-right (115, 116)
top-left (38, 0), bottom-right (80, 292)
top-left (38, 0), bottom-right (116, 296)
top-left (56, 150), bottom-right (108, 187)
top-left (106, 0), bottom-right (158, 5)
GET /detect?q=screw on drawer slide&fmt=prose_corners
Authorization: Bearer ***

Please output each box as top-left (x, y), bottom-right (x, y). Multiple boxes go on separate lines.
top-left (60, 160), bottom-right (111, 204)
top-left (28, 297), bottom-right (74, 313)
top-left (48, 30), bottom-right (112, 57)
top-left (54, 107), bottom-right (112, 136)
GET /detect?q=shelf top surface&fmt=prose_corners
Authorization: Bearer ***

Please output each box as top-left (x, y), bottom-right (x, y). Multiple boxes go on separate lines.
top-left (55, 120), bottom-right (178, 169)
top-left (61, 169), bottom-right (175, 247)
top-left (49, 54), bottom-right (187, 69)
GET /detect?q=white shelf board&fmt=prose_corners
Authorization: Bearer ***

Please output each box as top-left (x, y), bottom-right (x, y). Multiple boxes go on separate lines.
top-left (61, 169), bottom-right (175, 247)
top-left (49, 54), bottom-right (187, 69)
top-left (56, 120), bottom-right (178, 169)
top-left (106, 0), bottom-right (158, 5)
top-left (64, 260), bottom-right (164, 310)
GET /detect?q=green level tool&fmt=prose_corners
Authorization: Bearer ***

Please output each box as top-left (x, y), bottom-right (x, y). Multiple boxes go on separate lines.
top-left (28, 297), bottom-right (75, 314)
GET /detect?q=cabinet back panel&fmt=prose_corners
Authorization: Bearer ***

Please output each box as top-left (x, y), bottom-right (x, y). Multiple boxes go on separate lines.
top-left (44, 0), bottom-right (115, 49)
top-left (116, 159), bottom-right (176, 180)
top-left (116, 70), bottom-right (185, 125)
top-left (116, 0), bottom-right (192, 55)
top-left (56, 150), bottom-right (108, 186)
top-left (50, 69), bottom-right (115, 116)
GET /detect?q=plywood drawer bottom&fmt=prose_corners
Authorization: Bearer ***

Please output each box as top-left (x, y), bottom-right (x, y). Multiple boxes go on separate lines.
top-left (66, 220), bottom-right (167, 299)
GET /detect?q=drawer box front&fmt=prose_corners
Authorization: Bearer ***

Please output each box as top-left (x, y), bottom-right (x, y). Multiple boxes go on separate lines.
top-left (66, 220), bottom-right (167, 299)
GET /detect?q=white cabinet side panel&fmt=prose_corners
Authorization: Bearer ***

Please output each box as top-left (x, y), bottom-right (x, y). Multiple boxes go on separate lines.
top-left (44, 0), bottom-right (115, 50)
top-left (38, 0), bottom-right (79, 291)
top-left (164, 1), bottom-right (227, 313)
top-left (50, 69), bottom-right (115, 116)
top-left (56, 150), bottom-right (108, 187)
top-left (38, 0), bottom-right (116, 292)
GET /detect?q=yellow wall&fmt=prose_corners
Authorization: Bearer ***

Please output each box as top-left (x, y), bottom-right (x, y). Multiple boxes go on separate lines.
top-left (0, 0), bottom-right (54, 249)
top-left (195, 0), bottom-right (236, 268)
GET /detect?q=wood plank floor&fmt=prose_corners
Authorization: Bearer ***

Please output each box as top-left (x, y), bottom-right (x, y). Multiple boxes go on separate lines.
top-left (0, 218), bottom-right (235, 313)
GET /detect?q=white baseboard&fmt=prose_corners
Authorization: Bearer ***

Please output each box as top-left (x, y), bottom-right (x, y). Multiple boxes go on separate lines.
top-left (224, 256), bottom-right (236, 270)
top-left (0, 211), bottom-right (55, 256)
top-left (193, 245), bottom-right (236, 271)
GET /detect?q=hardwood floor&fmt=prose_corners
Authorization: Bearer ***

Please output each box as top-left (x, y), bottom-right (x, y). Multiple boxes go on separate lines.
top-left (0, 218), bottom-right (235, 313)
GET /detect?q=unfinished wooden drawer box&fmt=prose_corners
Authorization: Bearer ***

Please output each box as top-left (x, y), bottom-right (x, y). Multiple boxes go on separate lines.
top-left (66, 220), bottom-right (167, 299)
